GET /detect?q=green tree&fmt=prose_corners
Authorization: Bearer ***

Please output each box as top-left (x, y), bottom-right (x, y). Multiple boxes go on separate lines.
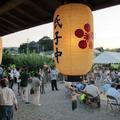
top-left (2, 50), bottom-right (14, 67)
top-left (14, 53), bottom-right (53, 74)
top-left (96, 47), bottom-right (104, 52)
top-left (29, 41), bottom-right (38, 53)
top-left (19, 43), bottom-right (27, 53)
top-left (37, 36), bottom-right (53, 51)
top-left (18, 36), bottom-right (53, 53)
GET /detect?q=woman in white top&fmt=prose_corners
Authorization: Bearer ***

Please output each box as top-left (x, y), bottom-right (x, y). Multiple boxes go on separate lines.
top-left (15, 68), bottom-right (21, 95)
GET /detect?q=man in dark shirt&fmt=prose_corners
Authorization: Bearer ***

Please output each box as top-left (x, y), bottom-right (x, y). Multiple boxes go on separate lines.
top-left (20, 68), bottom-right (29, 104)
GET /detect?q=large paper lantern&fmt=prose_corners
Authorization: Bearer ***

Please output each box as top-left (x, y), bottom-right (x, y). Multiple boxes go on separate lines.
top-left (53, 3), bottom-right (93, 75)
top-left (0, 38), bottom-right (2, 64)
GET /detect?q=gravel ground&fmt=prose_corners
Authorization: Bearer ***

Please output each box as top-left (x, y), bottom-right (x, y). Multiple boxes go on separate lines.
top-left (13, 82), bottom-right (120, 120)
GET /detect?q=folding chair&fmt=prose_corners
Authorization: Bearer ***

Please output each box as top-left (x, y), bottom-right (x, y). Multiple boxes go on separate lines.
top-left (106, 95), bottom-right (120, 111)
top-left (85, 93), bottom-right (101, 108)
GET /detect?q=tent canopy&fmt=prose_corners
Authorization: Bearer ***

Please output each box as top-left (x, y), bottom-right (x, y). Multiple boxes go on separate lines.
top-left (94, 51), bottom-right (120, 64)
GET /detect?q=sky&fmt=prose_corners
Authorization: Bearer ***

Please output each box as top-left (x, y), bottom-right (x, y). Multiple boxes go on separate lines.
top-left (2, 5), bottom-right (120, 49)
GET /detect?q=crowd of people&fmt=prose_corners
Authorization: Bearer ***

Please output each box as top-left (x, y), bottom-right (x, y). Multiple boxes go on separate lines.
top-left (65, 66), bottom-right (120, 109)
top-left (0, 64), bottom-right (120, 119)
top-left (0, 65), bottom-right (59, 120)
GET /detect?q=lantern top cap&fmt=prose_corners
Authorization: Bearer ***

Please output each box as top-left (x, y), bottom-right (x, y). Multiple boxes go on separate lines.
top-left (61, 0), bottom-right (93, 9)
top-left (55, 3), bottom-right (92, 12)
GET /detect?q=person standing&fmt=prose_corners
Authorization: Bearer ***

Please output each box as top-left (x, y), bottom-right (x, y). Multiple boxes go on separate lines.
top-left (12, 68), bottom-right (17, 83)
top-left (20, 68), bottom-right (30, 104)
top-left (39, 68), bottom-right (45, 94)
top-left (0, 65), bottom-right (3, 79)
top-left (8, 69), bottom-right (14, 90)
top-left (0, 78), bottom-right (18, 120)
top-left (31, 73), bottom-right (41, 106)
top-left (50, 66), bottom-right (58, 91)
top-left (15, 68), bottom-right (21, 96)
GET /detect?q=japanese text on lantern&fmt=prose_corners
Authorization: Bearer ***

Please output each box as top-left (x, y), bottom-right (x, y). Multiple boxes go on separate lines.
top-left (54, 15), bottom-right (62, 63)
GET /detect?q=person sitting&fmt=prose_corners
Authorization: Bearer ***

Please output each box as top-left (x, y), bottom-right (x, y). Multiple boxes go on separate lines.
top-left (104, 73), bottom-right (112, 84)
top-left (75, 81), bottom-right (86, 91)
top-left (84, 80), bottom-right (101, 108)
top-left (101, 81), bottom-right (111, 94)
top-left (116, 84), bottom-right (120, 93)
top-left (64, 81), bottom-right (74, 94)
top-left (106, 83), bottom-right (120, 104)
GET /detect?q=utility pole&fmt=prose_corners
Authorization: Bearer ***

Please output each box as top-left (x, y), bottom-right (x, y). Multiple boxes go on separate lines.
top-left (27, 38), bottom-right (29, 54)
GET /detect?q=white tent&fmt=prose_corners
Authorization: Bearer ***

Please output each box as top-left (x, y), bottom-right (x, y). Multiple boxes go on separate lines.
top-left (94, 51), bottom-right (120, 64)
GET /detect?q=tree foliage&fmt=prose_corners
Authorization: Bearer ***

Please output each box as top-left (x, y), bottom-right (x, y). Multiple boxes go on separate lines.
top-left (95, 47), bottom-right (104, 52)
top-left (18, 36), bottom-right (53, 53)
top-left (2, 51), bottom-right (53, 75)
top-left (2, 49), bottom-right (14, 67)
top-left (14, 53), bottom-right (53, 71)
